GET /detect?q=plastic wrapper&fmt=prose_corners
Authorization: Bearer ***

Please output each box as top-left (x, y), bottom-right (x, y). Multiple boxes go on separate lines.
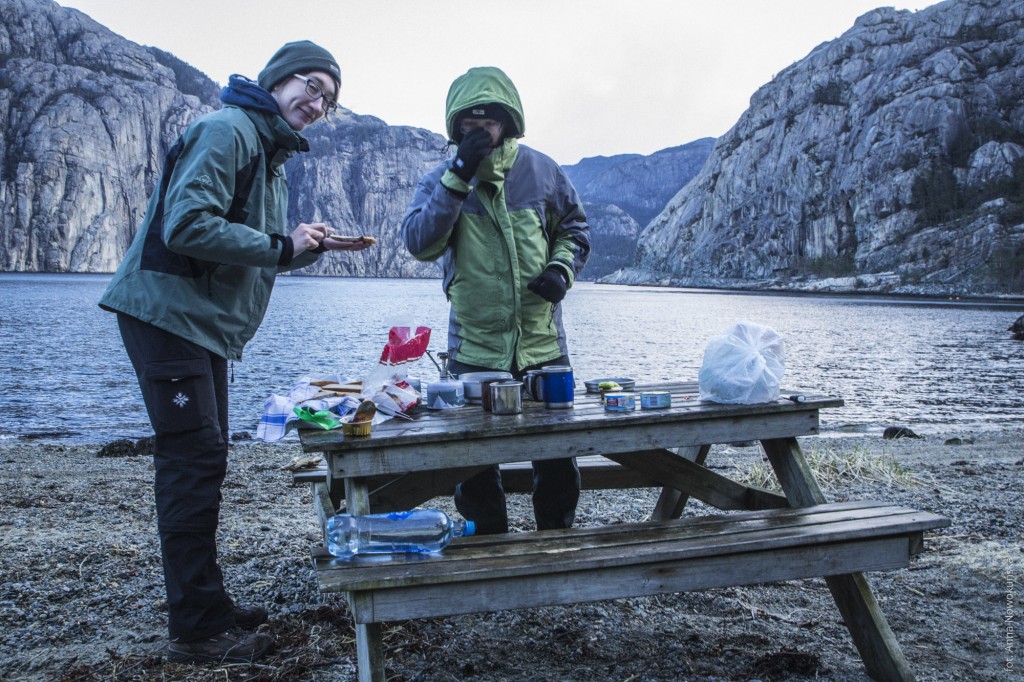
top-left (698, 322), bottom-right (785, 404)
top-left (362, 322), bottom-right (431, 413)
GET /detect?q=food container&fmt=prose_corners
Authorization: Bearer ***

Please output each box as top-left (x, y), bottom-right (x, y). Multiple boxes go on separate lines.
top-left (342, 421), bottom-right (372, 437)
top-left (604, 392), bottom-right (636, 412)
top-left (640, 391), bottom-right (672, 409)
top-left (584, 377), bottom-right (636, 393)
top-left (458, 371), bottom-right (514, 404)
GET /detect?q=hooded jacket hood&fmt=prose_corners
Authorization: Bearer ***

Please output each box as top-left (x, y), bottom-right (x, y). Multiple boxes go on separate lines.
top-left (445, 67), bottom-right (525, 142)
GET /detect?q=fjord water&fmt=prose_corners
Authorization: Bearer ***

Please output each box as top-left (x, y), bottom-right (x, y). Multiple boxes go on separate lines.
top-left (1, 273), bottom-right (1021, 444)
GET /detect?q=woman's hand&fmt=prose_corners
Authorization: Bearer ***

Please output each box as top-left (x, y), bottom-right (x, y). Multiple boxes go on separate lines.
top-left (288, 223), bottom-right (328, 256)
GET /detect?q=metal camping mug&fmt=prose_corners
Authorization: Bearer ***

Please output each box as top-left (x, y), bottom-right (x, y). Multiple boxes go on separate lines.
top-left (523, 369), bottom-right (545, 402)
top-left (540, 365), bottom-right (574, 409)
top-left (480, 379), bottom-right (502, 412)
top-left (491, 381), bottom-right (523, 415)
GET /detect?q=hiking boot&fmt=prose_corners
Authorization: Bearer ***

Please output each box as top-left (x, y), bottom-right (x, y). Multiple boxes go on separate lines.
top-left (232, 603), bottom-right (268, 629)
top-left (167, 628), bottom-right (275, 664)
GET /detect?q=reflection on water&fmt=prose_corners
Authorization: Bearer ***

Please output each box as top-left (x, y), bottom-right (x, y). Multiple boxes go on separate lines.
top-left (1, 273), bottom-right (1022, 444)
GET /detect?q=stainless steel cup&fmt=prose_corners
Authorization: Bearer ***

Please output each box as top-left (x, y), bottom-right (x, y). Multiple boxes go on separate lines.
top-left (491, 381), bottom-right (523, 415)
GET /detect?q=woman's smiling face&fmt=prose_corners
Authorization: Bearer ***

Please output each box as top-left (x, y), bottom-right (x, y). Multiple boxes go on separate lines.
top-left (271, 71), bottom-right (338, 131)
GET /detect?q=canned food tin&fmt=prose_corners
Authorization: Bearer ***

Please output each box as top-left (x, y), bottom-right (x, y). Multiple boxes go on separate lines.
top-left (604, 392), bottom-right (636, 412)
top-left (640, 391), bottom-right (672, 409)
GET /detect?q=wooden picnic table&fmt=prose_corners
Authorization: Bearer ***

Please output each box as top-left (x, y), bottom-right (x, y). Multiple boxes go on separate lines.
top-left (298, 381), bottom-right (948, 682)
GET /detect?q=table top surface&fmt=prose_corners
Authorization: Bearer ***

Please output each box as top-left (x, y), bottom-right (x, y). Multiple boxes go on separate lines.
top-left (299, 381), bottom-right (844, 456)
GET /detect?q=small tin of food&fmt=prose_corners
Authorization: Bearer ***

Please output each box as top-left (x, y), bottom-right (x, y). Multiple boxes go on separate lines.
top-left (342, 421), bottom-right (372, 437)
top-left (640, 391), bottom-right (672, 409)
top-left (603, 392), bottom-right (636, 412)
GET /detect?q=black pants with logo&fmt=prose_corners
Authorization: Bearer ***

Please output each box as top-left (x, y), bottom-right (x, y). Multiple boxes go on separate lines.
top-left (446, 355), bottom-right (581, 535)
top-left (117, 314), bottom-right (235, 641)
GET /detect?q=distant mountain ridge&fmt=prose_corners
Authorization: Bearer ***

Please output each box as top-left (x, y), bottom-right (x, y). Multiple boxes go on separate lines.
top-left (565, 138), bottom-right (715, 227)
top-left (610, 0), bottom-right (1024, 295)
top-left (562, 139), bottom-right (714, 279)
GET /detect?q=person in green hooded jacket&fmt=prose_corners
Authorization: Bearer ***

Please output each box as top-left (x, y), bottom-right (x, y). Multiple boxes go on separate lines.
top-left (402, 66), bottom-right (591, 535)
top-left (99, 41), bottom-right (370, 664)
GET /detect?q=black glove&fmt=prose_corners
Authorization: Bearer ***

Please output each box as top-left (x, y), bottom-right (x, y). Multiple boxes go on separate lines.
top-left (528, 267), bottom-right (569, 304)
top-left (451, 127), bottom-right (492, 182)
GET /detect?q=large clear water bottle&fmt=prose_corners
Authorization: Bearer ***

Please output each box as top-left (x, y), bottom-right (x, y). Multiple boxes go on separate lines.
top-left (326, 509), bottom-right (475, 559)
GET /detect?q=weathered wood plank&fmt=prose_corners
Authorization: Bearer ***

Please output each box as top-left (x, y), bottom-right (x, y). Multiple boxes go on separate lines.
top-left (315, 503), bottom-right (949, 592)
top-left (297, 457), bottom-right (663, 492)
top-left (348, 536), bottom-right (911, 623)
top-left (300, 385), bottom-right (843, 456)
top-left (325, 410), bottom-right (824, 479)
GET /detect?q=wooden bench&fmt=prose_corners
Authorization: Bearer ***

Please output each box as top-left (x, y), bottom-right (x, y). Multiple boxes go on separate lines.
top-left (310, 497), bottom-right (948, 678)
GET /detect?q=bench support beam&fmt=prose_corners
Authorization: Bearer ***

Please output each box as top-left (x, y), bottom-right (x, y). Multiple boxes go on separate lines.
top-left (343, 478), bottom-right (386, 682)
top-left (762, 437), bottom-right (916, 682)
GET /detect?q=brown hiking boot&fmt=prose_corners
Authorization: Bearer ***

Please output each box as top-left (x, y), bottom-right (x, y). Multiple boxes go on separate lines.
top-left (232, 602), bottom-right (268, 629)
top-left (167, 628), bottom-right (275, 664)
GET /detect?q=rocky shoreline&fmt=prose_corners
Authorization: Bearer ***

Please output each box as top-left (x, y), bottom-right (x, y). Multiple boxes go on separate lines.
top-left (1, 430), bottom-right (1020, 681)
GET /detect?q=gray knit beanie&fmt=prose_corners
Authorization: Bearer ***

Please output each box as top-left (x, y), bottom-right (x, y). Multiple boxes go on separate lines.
top-left (257, 40), bottom-right (341, 92)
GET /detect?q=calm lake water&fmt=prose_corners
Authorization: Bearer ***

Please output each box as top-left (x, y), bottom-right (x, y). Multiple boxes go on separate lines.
top-left (1, 273), bottom-right (1022, 445)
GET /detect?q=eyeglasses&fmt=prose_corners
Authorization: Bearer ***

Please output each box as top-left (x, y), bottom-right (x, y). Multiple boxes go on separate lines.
top-left (292, 74), bottom-right (338, 114)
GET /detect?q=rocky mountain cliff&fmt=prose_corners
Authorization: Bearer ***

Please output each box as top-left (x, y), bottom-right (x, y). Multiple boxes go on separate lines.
top-left (0, 0), bottom-right (219, 272)
top-left (610, 0), bottom-right (1024, 295)
top-left (0, 0), bottom-right (450, 277)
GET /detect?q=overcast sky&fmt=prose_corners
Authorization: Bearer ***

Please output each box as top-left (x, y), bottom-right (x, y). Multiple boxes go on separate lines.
top-left (57, 0), bottom-right (941, 165)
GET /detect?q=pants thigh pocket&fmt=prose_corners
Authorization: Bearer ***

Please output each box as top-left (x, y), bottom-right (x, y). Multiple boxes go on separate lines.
top-left (143, 357), bottom-right (217, 434)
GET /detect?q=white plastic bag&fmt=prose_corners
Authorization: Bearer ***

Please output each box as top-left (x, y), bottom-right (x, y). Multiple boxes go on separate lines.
top-left (698, 322), bottom-right (785, 404)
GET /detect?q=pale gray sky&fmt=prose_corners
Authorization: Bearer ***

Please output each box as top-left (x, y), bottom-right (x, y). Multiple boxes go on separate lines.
top-left (57, 0), bottom-right (941, 165)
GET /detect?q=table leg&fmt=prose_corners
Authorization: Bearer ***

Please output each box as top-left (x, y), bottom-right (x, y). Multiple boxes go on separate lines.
top-left (761, 438), bottom-right (915, 682)
top-left (343, 477), bottom-right (386, 682)
top-left (651, 445), bottom-right (710, 520)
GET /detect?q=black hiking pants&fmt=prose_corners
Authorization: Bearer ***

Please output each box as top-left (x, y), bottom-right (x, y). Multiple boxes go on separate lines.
top-left (117, 314), bottom-right (235, 641)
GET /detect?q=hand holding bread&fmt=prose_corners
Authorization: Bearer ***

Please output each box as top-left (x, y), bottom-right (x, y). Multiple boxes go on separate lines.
top-left (323, 233), bottom-right (377, 251)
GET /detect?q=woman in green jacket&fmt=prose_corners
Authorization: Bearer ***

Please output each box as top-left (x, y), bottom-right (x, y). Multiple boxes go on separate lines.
top-left (402, 66), bottom-right (591, 535)
top-left (100, 41), bottom-right (368, 664)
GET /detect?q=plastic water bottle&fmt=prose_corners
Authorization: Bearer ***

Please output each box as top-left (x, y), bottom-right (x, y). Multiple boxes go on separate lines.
top-left (326, 509), bottom-right (475, 559)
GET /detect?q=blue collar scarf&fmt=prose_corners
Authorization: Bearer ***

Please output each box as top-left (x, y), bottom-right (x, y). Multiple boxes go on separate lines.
top-left (220, 75), bottom-right (281, 115)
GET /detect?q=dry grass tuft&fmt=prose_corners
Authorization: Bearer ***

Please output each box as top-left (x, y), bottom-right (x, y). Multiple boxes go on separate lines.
top-left (733, 442), bottom-right (933, 492)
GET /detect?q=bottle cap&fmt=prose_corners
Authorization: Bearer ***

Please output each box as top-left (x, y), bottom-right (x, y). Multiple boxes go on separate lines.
top-left (465, 520), bottom-right (476, 536)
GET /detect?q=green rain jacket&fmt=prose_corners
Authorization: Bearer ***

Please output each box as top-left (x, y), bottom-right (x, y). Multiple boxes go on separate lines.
top-left (402, 67), bottom-right (591, 371)
top-left (99, 105), bottom-right (320, 360)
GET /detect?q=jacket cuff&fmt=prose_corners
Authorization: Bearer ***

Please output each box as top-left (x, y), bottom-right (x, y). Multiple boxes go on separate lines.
top-left (441, 170), bottom-right (472, 197)
top-left (549, 262), bottom-right (573, 286)
top-left (271, 233), bottom-right (294, 266)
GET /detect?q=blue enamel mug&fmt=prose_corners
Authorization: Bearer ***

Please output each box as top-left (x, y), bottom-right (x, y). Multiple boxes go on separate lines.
top-left (540, 365), bottom-right (574, 409)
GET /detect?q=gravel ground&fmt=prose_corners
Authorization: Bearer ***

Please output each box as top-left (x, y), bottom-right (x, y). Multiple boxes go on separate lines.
top-left (0, 429), bottom-right (1020, 681)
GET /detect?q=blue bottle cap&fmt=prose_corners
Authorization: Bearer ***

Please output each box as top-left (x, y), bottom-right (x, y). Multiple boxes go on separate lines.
top-left (465, 520), bottom-right (476, 536)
